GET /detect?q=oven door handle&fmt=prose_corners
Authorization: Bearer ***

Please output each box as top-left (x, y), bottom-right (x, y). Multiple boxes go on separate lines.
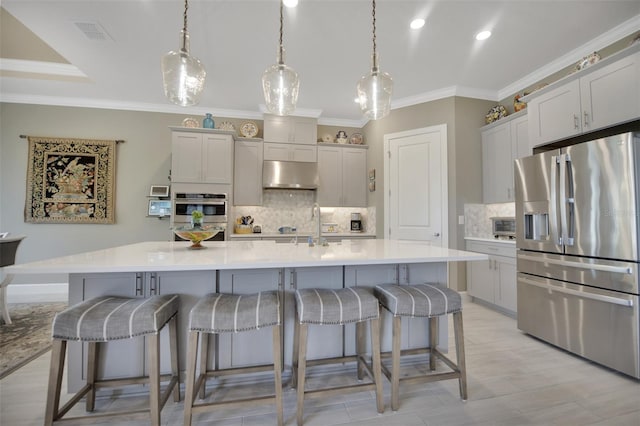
top-left (520, 276), bottom-right (634, 307)
top-left (518, 254), bottom-right (633, 275)
top-left (174, 200), bottom-right (226, 205)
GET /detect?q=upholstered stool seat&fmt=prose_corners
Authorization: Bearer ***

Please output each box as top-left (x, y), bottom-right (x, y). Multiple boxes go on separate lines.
top-left (374, 283), bottom-right (467, 411)
top-left (293, 287), bottom-right (384, 425)
top-left (44, 295), bottom-right (181, 426)
top-left (184, 291), bottom-right (283, 426)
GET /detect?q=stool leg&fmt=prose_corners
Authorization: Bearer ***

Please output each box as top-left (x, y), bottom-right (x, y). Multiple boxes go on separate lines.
top-left (169, 315), bottom-right (180, 402)
top-left (453, 311), bottom-right (468, 400)
top-left (291, 316), bottom-right (299, 389)
top-left (44, 340), bottom-right (66, 426)
top-left (391, 315), bottom-right (401, 412)
top-left (356, 321), bottom-right (365, 380)
top-left (272, 325), bottom-right (284, 426)
top-left (429, 316), bottom-right (438, 371)
top-left (370, 318), bottom-right (384, 414)
top-left (183, 331), bottom-right (199, 426)
top-left (86, 341), bottom-right (99, 411)
top-left (147, 333), bottom-right (161, 426)
top-left (198, 332), bottom-right (209, 399)
top-left (296, 323), bottom-right (308, 426)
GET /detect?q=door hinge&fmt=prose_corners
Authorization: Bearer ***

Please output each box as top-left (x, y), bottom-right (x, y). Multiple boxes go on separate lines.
top-left (387, 150), bottom-right (391, 159)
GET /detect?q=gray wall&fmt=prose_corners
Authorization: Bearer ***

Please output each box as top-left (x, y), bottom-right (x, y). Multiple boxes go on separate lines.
top-left (361, 96), bottom-right (495, 289)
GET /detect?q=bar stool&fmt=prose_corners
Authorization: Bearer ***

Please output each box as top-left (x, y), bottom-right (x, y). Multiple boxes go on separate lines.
top-left (374, 283), bottom-right (467, 411)
top-left (44, 294), bottom-right (181, 426)
top-left (183, 291), bottom-right (283, 426)
top-left (292, 287), bottom-right (384, 426)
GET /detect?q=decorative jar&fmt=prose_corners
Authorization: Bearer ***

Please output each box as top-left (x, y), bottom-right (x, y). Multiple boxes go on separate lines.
top-left (203, 113), bottom-right (215, 129)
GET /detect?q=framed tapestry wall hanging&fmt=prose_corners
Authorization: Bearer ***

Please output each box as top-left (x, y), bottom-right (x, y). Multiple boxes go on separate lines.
top-left (25, 136), bottom-right (117, 224)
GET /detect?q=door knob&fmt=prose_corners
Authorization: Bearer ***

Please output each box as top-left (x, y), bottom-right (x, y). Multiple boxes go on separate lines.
top-left (433, 233), bottom-right (440, 237)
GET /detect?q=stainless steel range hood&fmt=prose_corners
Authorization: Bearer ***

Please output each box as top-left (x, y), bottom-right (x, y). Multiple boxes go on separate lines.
top-left (263, 160), bottom-right (319, 189)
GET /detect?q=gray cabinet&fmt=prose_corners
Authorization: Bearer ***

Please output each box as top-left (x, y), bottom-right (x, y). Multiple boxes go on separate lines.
top-left (263, 141), bottom-right (317, 162)
top-left (171, 128), bottom-right (234, 184)
top-left (317, 144), bottom-right (368, 207)
top-left (233, 139), bottom-right (263, 206)
top-left (263, 114), bottom-right (317, 145)
top-left (527, 49), bottom-right (640, 147)
top-left (465, 240), bottom-right (517, 315)
top-left (481, 113), bottom-right (529, 203)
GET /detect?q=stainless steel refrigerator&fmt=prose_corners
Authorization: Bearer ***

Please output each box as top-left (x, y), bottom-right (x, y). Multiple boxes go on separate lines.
top-left (514, 131), bottom-right (640, 378)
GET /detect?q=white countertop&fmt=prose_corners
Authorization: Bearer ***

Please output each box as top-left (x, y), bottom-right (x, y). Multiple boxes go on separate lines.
top-left (464, 237), bottom-right (516, 245)
top-left (229, 232), bottom-right (376, 239)
top-left (6, 239), bottom-right (487, 274)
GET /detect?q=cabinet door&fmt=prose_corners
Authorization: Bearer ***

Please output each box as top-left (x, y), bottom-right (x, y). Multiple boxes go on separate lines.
top-left (234, 140), bottom-right (263, 206)
top-left (341, 148), bottom-right (367, 207)
top-left (511, 115), bottom-right (530, 159)
top-left (482, 122), bottom-right (513, 203)
top-left (171, 132), bottom-right (203, 183)
top-left (218, 269), bottom-right (282, 369)
top-left (528, 79), bottom-right (582, 147)
top-left (202, 134), bottom-right (233, 184)
top-left (580, 52), bottom-right (640, 132)
top-left (263, 142), bottom-right (292, 161)
top-left (467, 259), bottom-right (494, 304)
top-left (263, 115), bottom-right (290, 143)
top-left (291, 144), bottom-right (317, 162)
top-left (317, 146), bottom-right (342, 206)
top-left (291, 117), bottom-right (318, 145)
top-left (494, 256), bottom-right (517, 313)
top-left (67, 273), bottom-right (144, 392)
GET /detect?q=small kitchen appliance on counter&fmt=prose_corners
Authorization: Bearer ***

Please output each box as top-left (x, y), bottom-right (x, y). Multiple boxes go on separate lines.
top-left (350, 213), bottom-right (363, 232)
top-left (491, 217), bottom-right (516, 240)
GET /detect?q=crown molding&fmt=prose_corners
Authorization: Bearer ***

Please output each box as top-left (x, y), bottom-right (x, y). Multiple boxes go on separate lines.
top-left (0, 59), bottom-right (86, 77)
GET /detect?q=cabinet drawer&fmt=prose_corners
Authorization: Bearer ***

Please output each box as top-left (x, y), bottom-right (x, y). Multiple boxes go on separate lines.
top-left (466, 240), bottom-right (515, 258)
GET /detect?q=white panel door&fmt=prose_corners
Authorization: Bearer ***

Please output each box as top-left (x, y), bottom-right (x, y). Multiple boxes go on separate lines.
top-left (384, 125), bottom-right (447, 246)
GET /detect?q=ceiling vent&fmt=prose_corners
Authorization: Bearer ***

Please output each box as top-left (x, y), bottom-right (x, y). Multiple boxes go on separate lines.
top-left (73, 21), bottom-right (112, 41)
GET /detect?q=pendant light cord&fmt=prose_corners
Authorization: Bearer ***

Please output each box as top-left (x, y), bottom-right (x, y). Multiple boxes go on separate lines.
top-left (181, 0), bottom-right (189, 51)
top-left (278, 0), bottom-right (284, 64)
top-left (372, 0), bottom-right (377, 57)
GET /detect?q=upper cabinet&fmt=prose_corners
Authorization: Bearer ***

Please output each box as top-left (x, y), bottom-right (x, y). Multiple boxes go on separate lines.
top-left (233, 139), bottom-right (263, 206)
top-left (527, 48), bottom-right (640, 147)
top-left (481, 112), bottom-right (529, 204)
top-left (263, 142), bottom-right (317, 162)
top-left (317, 144), bottom-right (368, 207)
top-left (263, 114), bottom-right (317, 145)
top-left (170, 128), bottom-right (234, 184)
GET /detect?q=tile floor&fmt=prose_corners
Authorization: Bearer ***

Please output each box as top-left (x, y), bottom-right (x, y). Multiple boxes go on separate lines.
top-left (1, 294), bottom-right (639, 425)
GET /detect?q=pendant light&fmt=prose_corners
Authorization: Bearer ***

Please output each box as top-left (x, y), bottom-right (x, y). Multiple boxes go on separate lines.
top-left (161, 0), bottom-right (206, 107)
top-left (262, 0), bottom-right (300, 116)
top-left (356, 0), bottom-right (393, 120)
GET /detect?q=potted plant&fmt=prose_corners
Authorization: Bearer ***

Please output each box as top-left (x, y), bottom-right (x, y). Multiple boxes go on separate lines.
top-left (191, 210), bottom-right (204, 228)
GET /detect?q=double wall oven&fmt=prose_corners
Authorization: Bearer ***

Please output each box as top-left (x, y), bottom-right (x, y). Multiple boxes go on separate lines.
top-left (173, 192), bottom-right (227, 241)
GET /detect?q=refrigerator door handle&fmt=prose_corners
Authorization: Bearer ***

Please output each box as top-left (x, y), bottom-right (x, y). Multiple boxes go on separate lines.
top-left (519, 253), bottom-right (634, 274)
top-left (564, 154), bottom-right (575, 246)
top-left (550, 155), bottom-right (561, 245)
top-left (520, 276), bottom-right (634, 307)
top-left (558, 154), bottom-right (575, 246)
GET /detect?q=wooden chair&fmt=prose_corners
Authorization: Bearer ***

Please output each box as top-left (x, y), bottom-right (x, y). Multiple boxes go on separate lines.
top-left (44, 294), bottom-right (181, 425)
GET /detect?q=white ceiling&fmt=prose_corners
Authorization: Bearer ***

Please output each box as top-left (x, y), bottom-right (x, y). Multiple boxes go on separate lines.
top-left (1, 1), bottom-right (640, 127)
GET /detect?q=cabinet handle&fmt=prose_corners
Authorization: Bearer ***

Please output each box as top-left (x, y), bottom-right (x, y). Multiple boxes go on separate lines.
top-left (289, 269), bottom-right (296, 289)
top-left (583, 111), bottom-right (589, 127)
top-left (573, 114), bottom-right (579, 130)
top-left (135, 273), bottom-right (143, 296)
top-left (149, 273), bottom-right (157, 295)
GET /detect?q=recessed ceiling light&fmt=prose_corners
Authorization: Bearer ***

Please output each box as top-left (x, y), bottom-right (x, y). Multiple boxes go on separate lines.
top-left (475, 30), bottom-right (492, 41)
top-left (410, 18), bottom-right (425, 29)
top-left (283, 0), bottom-right (298, 7)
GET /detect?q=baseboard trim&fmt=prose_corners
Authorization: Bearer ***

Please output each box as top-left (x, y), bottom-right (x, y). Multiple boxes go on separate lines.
top-left (7, 283), bottom-right (68, 303)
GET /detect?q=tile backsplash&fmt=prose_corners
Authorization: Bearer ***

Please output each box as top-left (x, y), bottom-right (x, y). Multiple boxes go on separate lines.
top-left (233, 190), bottom-right (375, 235)
top-left (464, 203), bottom-right (515, 238)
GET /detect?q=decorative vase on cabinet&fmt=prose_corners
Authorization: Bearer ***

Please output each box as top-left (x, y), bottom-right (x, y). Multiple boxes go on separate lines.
top-left (203, 113), bottom-right (215, 129)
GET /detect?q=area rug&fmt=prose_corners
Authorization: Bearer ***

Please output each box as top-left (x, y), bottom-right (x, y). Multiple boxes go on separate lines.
top-left (0, 302), bottom-right (67, 379)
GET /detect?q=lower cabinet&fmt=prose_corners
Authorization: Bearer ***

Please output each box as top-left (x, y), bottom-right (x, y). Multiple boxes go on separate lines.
top-left (465, 240), bottom-right (517, 315)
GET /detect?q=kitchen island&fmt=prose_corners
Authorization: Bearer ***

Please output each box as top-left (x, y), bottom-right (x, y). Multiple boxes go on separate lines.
top-left (7, 239), bottom-right (486, 392)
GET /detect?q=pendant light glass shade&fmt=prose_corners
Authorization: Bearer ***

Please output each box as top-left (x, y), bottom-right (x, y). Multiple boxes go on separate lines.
top-left (262, 1), bottom-right (299, 116)
top-left (357, 0), bottom-right (393, 120)
top-left (262, 49), bottom-right (300, 116)
top-left (161, 0), bottom-right (206, 107)
top-left (357, 53), bottom-right (393, 120)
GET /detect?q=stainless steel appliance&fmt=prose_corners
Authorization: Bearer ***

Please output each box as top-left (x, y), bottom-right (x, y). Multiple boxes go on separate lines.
top-left (350, 212), bottom-right (363, 232)
top-left (262, 160), bottom-right (319, 189)
top-left (491, 217), bottom-right (515, 239)
top-left (172, 192), bottom-right (227, 241)
top-left (514, 132), bottom-right (639, 378)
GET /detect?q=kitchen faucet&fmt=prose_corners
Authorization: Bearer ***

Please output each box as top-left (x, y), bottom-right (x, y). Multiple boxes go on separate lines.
top-left (311, 202), bottom-right (326, 246)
